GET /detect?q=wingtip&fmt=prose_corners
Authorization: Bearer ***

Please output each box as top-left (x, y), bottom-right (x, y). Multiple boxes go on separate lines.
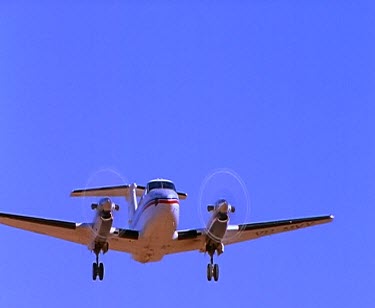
top-left (69, 190), bottom-right (79, 197)
top-left (329, 214), bottom-right (335, 220)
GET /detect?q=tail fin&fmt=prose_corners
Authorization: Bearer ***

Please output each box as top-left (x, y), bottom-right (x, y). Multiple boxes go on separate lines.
top-left (126, 183), bottom-right (138, 227)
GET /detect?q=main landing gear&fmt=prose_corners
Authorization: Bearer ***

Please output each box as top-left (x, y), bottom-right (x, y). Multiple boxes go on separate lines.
top-left (92, 254), bottom-right (104, 281)
top-left (207, 254), bottom-right (219, 282)
top-left (205, 242), bottom-right (223, 282)
top-left (92, 242), bottom-right (108, 281)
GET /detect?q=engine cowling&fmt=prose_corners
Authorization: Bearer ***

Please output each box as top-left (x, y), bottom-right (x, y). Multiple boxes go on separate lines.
top-left (206, 199), bottom-right (235, 242)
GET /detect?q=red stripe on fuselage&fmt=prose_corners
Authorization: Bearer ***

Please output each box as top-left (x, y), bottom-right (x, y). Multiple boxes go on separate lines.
top-left (142, 198), bottom-right (179, 213)
top-left (131, 198), bottom-right (179, 228)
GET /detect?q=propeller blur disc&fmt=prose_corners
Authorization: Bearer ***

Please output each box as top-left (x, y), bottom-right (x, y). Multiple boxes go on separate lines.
top-left (198, 168), bottom-right (251, 242)
top-left (80, 168), bottom-right (128, 238)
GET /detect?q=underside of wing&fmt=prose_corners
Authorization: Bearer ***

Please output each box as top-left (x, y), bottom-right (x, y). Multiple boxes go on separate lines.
top-left (0, 212), bottom-right (333, 259)
top-left (162, 215), bottom-right (333, 255)
top-left (0, 212), bottom-right (142, 255)
top-left (223, 215), bottom-right (334, 245)
top-left (107, 228), bottom-right (140, 254)
top-left (163, 228), bottom-right (206, 255)
top-left (0, 212), bottom-right (92, 245)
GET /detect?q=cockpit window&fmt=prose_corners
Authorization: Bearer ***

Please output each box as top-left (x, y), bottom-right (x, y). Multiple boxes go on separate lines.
top-left (147, 181), bottom-right (176, 193)
top-left (162, 182), bottom-right (176, 191)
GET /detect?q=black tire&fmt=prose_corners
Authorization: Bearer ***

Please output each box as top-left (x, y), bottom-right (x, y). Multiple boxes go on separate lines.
top-left (92, 263), bottom-right (98, 281)
top-left (207, 264), bottom-right (213, 281)
top-left (99, 263), bottom-right (104, 281)
top-left (213, 264), bottom-right (219, 282)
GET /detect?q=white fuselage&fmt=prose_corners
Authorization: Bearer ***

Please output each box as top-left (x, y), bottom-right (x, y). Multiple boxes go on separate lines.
top-left (129, 188), bottom-right (179, 263)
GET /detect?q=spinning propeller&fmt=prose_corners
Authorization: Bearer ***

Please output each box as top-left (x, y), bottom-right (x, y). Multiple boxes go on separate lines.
top-left (79, 168), bottom-right (128, 239)
top-left (198, 168), bottom-right (251, 243)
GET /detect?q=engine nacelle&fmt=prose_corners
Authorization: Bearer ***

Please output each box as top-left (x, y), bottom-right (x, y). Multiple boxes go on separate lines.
top-left (205, 199), bottom-right (235, 242)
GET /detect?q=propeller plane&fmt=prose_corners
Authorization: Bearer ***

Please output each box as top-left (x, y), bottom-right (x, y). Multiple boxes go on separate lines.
top-left (0, 178), bottom-right (333, 281)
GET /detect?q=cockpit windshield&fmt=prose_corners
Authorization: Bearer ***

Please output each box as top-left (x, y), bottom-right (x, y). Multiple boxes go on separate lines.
top-left (147, 181), bottom-right (176, 193)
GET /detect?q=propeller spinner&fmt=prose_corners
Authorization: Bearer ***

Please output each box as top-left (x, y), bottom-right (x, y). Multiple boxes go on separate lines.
top-left (91, 197), bottom-right (120, 212)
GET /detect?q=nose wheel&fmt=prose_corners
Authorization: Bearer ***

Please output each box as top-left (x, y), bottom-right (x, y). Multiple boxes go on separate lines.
top-left (92, 254), bottom-right (104, 281)
top-left (207, 255), bottom-right (219, 282)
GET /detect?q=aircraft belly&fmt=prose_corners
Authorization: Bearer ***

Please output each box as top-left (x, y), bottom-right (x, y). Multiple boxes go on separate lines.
top-left (132, 203), bottom-right (179, 263)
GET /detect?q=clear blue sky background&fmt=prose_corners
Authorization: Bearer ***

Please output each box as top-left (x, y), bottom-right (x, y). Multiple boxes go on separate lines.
top-left (1, 1), bottom-right (374, 307)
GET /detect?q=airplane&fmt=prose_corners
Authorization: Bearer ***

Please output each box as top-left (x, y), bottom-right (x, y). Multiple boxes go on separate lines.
top-left (0, 178), bottom-right (334, 282)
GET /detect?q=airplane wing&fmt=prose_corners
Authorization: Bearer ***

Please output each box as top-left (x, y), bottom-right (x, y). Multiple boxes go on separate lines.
top-left (169, 215), bottom-right (333, 254)
top-left (0, 213), bottom-right (93, 244)
top-left (0, 212), bottom-right (140, 254)
top-left (0, 212), bottom-right (333, 256)
top-left (223, 215), bottom-right (334, 245)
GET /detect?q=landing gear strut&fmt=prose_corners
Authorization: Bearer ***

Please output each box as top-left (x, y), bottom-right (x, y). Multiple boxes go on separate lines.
top-left (92, 245), bottom-right (105, 281)
top-left (206, 253), bottom-right (219, 282)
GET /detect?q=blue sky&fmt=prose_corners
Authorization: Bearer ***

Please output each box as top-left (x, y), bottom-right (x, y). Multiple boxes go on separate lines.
top-left (1, 1), bottom-right (374, 307)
